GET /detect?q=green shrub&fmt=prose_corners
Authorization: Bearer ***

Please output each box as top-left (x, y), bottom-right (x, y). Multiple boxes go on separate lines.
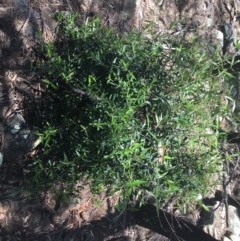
top-left (31, 14), bottom-right (232, 206)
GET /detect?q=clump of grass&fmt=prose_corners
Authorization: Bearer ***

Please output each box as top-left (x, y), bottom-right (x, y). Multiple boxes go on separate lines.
top-left (30, 13), bottom-right (233, 207)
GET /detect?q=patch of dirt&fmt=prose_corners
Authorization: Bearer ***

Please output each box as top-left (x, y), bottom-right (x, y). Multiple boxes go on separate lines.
top-left (1, 0), bottom-right (240, 240)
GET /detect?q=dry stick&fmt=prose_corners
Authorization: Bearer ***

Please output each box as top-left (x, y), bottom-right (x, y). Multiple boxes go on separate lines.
top-left (16, 1), bottom-right (32, 37)
top-left (163, 211), bottom-right (181, 241)
top-left (222, 171), bottom-right (229, 228)
top-left (133, 204), bottom-right (220, 241)
top-left (215, 190), bottom-right (240, 208)
top-left (69, 85), bottom-right (101, 102)
top-left (215, 145), bottom-right (240, 210)
top-left (222, 145), bottom-right (240, 227)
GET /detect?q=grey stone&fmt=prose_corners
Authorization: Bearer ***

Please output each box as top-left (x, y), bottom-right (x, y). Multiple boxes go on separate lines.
top-left (213, 29), bottom-right (224, 48)
top-left (227, 206), bottom-right (240, 241)
top-left (1, 112), bottom-right (36, 163)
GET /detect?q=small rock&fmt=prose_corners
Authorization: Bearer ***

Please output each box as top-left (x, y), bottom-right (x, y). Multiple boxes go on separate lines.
top-left (213, 29), bottom-right (224, 48)
top-left (227, 206), bottom-right (240, 240)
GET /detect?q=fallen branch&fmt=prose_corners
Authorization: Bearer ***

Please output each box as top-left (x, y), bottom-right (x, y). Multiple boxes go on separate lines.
top-left (133, 204), bottom-right (220, 241)
top-left (69, 85), bottom-right (100, 102)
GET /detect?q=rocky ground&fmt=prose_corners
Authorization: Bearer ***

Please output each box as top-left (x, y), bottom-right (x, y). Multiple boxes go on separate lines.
top-left (1, 0), bottom-right (240, 240)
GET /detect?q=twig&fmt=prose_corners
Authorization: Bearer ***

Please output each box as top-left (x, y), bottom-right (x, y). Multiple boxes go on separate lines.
top-left (217, 146), bottom-right (240, 227)
top-left (222, 172), bottom-right (229, 227)
top-left (134, 204), bottom-right (219, 241)
top-left (69, 85), bottom-right (101, 102)
top-left (15, 1), bottom-right (32, 37)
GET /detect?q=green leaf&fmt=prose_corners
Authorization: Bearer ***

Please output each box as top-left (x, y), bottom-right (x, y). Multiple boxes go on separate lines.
top-left (126, 180), bottom-right (147, 188)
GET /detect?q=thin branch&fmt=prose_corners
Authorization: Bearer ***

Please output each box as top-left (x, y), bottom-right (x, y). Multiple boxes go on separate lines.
top-left (69, 85), bottom-right (101, 102)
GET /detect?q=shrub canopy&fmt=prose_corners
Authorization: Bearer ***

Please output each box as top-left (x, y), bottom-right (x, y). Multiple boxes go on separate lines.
top-left (31, 14), bottom-right (232, 206)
